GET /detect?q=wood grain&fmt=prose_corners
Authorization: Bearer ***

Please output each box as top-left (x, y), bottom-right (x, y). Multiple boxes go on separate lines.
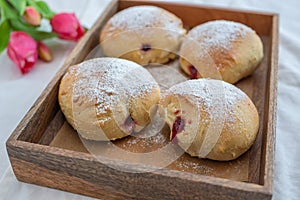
top-left (38, 111), bottom-right (65, 145)
top-left (260, 14), bottom-right (279, 190)
top-left (245, 36), bottom-right (270, 184)
top-left (6, 0), bottom-right (278, 199)
top-left (8, 141), bottom-right (271, 200)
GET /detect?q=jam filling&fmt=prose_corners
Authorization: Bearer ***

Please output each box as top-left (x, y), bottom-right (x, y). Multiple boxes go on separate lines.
top-left (171, 116), bottom-right (185, 142)
top-left (141, 44), bottom-right (151, 52)
top-left (189, 65), bottom-right (198, 79)
top-left (123, 115), bottom-right (135, 133)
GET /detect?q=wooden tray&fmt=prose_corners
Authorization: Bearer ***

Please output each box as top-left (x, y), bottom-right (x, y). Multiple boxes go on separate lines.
top-left (6, 0), bottom-right (278, 199)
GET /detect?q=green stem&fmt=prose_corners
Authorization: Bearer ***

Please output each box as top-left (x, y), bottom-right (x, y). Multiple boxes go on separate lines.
top-left (10, 19), bottom-right (57, 41)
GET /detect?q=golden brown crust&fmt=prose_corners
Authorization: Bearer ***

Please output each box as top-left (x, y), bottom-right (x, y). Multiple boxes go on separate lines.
top-left (58, 65), bottom-right (76, 128)
top-left (99, 6), bottom-right (186, 65)
top-left (58, 58), bottom-right (160, 141)
top-left (180, 20), bottom-right (263, 84)
top-left (206, 97), bottom-right (259, 160)
top-left (160, 79), bottom-right (259, 161)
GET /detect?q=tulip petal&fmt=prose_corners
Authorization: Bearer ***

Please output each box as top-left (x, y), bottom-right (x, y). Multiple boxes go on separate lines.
top-left (7, 31), bottom-right (38, 74)
top-left (23, 6), bottom-right (41, 26)
top-left (50, 12), bottom-right (85, 41)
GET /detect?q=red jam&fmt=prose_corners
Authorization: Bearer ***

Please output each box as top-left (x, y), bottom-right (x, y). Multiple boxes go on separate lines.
top-left (123, 115), bottom-right (135, 133)
top-left (141, 44), bottom-right (151, 52)
top-left (174, 110), bottom-right (180, 115)
top-left (189, 65), bottom-right (198, 79)
top-left (171, 116), bottom-right (185, 142)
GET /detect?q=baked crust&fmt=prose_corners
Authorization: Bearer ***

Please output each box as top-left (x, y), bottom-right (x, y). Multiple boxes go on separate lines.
top-left (59, 58), bottom-right (160, 141)
top-left (100, 6), bottom-right (186, 65)
top-left (160, 79), bottom-right (259, 161)
top-left (180, 20), bottom-right (263, 84)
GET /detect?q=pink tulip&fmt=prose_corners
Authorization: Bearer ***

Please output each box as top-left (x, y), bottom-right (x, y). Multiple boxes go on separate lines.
top-left (7, 32), bottom-right (38, 74)
top-left (50, 13), bottom-right (85, 41)
top-left (38, 42), bottom-right (52, 62)
top-left (23, 6), bottom-right (41, 26)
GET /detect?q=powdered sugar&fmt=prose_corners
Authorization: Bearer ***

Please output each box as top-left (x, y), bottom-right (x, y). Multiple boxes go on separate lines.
top-left (177, 159), bottom-right (213, 173)
top-left (71, 58), bottom-right (158, 115)
top-left (180, 20), bottom-right (254, 66)
top-left (164, 79), bottom-right (248, 157)
top-left (108, 6), bottom-right (183, 32)
top-left (182, 20), bottom-right (254, 59)
top-left (123, 132), bottom-right (167, 148)
top-left (166, 79), bottom-right (247, 126)
top-left (167, 79), bottom-right (246, 109)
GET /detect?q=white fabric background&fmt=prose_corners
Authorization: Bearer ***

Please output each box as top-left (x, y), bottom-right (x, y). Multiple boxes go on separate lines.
top-left (0, 0), bottom-right (299, 199)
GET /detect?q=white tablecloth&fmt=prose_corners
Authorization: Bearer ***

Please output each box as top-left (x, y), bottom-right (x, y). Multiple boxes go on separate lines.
top-left (0, 0), bottom-right (299, 199)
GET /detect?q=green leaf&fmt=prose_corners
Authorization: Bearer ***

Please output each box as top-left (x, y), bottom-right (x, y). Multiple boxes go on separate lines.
top-left (0, 7), bottom-right (4, 24)
top-left (27, 0), bottom-right (55, 19)
top-left (0, 20), bottom-right (11, 54)
top-left (10, 19), bottom-right (57, 40)
top-left (8, 0), bottom-right (26, 15)
top-left (32, 31), bottom-right (57, 40)
top-left (0, 0), bottom-right (19, 22)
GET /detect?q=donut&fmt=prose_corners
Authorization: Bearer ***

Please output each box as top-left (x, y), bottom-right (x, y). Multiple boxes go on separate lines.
top-left (100, 6), bottom-right (186, 65)
top-left (160, 79), bottom-right (259, 161)
top-left (58, 57), bottom-right (160, 141)
top-left (179, 20), bottom-right (263, 84)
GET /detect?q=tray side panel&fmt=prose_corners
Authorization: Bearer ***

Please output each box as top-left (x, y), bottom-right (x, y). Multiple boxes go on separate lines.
top-left (245, 36), bottom-right (270, 184)
top-left (7, 143), bottom-right (271, 200)
top-left (16, 85), bottom-right (60, 143)
top-left (259, 14), bottom-right (278, 191)
top-left (38, 111), bottom-right (65, 145)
